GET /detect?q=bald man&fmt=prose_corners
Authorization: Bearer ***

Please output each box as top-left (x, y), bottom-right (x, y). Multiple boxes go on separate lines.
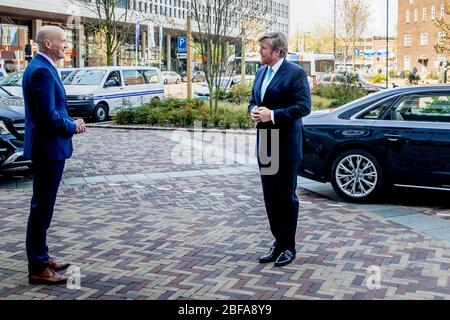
top-left (22, 26), bottom-right (86, 285)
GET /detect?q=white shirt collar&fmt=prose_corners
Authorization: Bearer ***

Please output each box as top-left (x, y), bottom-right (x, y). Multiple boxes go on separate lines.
top-left (37, 51), bottom-right (57, 68)
top-left (269, 58), bottom-right (284, 75)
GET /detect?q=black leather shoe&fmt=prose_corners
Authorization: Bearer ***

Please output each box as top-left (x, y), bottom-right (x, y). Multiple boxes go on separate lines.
top-left (274, 249), bottom-right (296, 267)
top-left (259, 246), bottom-right (281, 263)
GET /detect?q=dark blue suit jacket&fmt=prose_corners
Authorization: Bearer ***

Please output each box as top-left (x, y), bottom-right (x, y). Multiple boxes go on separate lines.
top-left (22, 54), bottom-right (77, 161)
top-left (249, 59), bottom-right (311, 161)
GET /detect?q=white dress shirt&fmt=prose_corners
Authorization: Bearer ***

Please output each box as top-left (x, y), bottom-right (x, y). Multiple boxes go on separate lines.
top-left (37, 51), bottom-right (57, 69)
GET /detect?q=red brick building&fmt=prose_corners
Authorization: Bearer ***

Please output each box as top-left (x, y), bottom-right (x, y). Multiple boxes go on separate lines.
top-left (398, 0), bottom-right (449, 76)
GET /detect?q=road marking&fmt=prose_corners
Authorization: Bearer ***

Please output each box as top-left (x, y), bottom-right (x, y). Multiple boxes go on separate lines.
top-left (210, 193), bottom-right (224, 197)
top-left (108, 183), bottom-right (122, 186)
top-left (238, 196), bottom-right (252, 200)
top-left (183, 190), bottom-right (197, 194)
top-left (132, 185), bottom-right (146, 188)
top-left (157, 187), bottom-right (172, 191)
top-left (327, 204), bottom-right (344, 207)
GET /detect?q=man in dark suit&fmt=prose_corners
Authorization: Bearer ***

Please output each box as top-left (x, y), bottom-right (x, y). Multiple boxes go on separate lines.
top-left (23, 26), bottom-right (86, 284)
top-left (249, 32), bottom-right (311, 267)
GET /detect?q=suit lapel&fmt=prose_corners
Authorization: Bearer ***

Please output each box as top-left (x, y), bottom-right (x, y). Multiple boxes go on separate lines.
top-left (254, 67), bottom-right (267, 106)
top-left (262, 59), bottom-right (288, 105)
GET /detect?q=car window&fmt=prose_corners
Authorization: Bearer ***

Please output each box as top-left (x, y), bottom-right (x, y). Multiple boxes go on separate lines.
top-left (123, 70), bottom-right (146, 86)
top-left (0, 87), bottom-right (10, 97)
top-left (0, 71), bottom-right (22, 86)
top-left (389, 94), bottom-right (450, 123)
top-left (63, 70), bottom-right (106, 85)
top-left (359, 99), bottom-right (395, 120)
top-left (142, 70), bottom-right (159, 84)
top-left (105, 71), bottom-right (122, 87)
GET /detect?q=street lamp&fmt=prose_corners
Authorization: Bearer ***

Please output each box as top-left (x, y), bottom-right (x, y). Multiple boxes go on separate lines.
top-left (386, 0), bottom-right (389, 88)
top-left (334, 0), bottom-right (337, 68)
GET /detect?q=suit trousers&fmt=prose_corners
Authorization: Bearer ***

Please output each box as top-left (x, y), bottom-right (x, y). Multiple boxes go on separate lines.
top-left (260, 159), bottom-right (300, 252)
top-left (26, 159), bottom-right (65, 273)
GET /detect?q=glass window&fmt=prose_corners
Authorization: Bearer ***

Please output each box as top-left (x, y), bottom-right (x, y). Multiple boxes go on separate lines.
top-left (389, 95), bottom-right (450, 123)
top-left (142, 69), bottom-right (159, 84)
top-left (105, 71), bottom-right (122, 87)
top-left (63, 70), bottom-right (106, 85)
top-left (123, 70), bottom-right (146, 85)
top-left (359, 99), bottom-right (394, 120)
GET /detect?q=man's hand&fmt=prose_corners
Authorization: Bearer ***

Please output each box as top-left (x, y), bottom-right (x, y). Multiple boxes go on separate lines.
top-left (74, 119), bottom-right (86, 134)
top-left (258, 107), bottom-right (272, 123)
top-left (250, 106), bottom-right (261, 123)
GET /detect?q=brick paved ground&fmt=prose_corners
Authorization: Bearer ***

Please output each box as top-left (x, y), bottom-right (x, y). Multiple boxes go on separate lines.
top-left (0, 128), bottom-right (449, 300)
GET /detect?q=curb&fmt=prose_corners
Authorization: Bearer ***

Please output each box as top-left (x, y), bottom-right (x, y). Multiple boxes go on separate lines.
top-left (86, 122), bottom-right (257, 135)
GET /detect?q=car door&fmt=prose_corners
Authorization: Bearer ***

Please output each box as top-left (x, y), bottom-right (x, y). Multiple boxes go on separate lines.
top-left (374, 92), bottom-right (450, 187)
top-left (122, 69), bottom-right (147, 108)
top-left (102, 70), bottom-right (124, 113)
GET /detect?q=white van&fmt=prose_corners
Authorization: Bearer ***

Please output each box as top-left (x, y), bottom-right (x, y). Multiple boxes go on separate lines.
top-left (63, 66), bottom-right (164, 122)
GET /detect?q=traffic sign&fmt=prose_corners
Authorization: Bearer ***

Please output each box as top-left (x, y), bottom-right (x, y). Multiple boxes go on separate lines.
top-left (178, 36), bottom-right (187, 53)
top-left (177, 53), bottom-right (187, 59)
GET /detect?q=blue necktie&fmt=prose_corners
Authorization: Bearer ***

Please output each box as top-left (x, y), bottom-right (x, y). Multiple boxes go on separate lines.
top-left (260, 67), bottom-right (273, 101)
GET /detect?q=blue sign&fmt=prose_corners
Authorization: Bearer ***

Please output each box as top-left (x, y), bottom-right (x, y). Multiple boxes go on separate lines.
top-left (355, 48), bottom-right (360, 56)
top-left (178, 36), bottom-right (187, 53)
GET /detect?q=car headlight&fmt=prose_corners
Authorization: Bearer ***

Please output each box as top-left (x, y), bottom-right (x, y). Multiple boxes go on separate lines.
top-left (0, 121), bottom-right (11, 135)
top-left (75, 94), bottom-right (94, 100)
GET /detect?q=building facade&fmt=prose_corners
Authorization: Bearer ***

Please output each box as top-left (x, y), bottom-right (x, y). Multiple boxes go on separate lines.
top-left (336, 36), bottom-right (397, 74)
top-left (0, 0), bottom-right (290, 72)
top-left (398, 0), bottom-right (448, 76)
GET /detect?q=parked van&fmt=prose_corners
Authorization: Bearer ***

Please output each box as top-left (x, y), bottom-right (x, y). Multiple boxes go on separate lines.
top-left (63, 66), bottom-right (164, 122)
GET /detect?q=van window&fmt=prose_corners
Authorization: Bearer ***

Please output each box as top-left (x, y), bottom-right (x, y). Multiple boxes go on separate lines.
top-left (123, 70), bottom-right (146, 86)
top-left (63, 70), bottom-right (106, 85)
top-left (142, 70), bottom-right (160, 84)
top-left (105, 71), bottom-right (122, 87)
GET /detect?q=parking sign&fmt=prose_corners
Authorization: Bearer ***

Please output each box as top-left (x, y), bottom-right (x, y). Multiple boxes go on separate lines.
top-left (178, 36), bottom-right (187, 53)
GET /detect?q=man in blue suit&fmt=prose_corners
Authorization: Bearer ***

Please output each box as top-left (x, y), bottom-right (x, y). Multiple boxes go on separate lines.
top-left (23, 26), bottom-right (86, 284)
top-left (249, 32), bottom-right (311, 267)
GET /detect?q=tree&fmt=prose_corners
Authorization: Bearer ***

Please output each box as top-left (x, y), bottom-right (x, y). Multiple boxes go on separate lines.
top-left (434, 1), bottom-right (450, 58)
top-left (188, 0), bottom-right (275, 114)
top-left (70, 0), bottom-right (170, 66)
top-left (289, 23), bottom-right (334, 53)
top-left (337, 0), bottom-right (371, 71)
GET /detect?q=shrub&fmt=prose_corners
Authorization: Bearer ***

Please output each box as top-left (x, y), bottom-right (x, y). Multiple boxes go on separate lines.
top-left (312, 84), bottom-right (365, 107)
top-left (114, 98), bottom-right (253, 129)
top-left (312, 95), bottom-right (331, 110)
top-left (427, 72), bottom-right (439, 80)
top-left (407, 72), bottom-right (421, 84)
top-left (389, 70), bottom-right (398, 78)
top-left (370, 74), bottom-right (387, 83)
top-left (229, 83), bottom-right (253, 104)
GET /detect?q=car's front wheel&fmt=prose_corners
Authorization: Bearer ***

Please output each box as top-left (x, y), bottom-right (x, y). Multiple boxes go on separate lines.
top-left (330, 149), bottom-right (384, 203)
top-left (93, 103), bottom-right (108, 122)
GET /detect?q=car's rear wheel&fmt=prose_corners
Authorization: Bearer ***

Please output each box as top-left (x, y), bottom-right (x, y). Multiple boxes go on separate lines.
top-left (330, 149), bottom-right (384, 203)
top-left (93, 103), bottom-right (108, 122)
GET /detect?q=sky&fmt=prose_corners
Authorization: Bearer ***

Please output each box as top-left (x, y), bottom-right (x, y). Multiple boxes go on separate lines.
top-left (290, 0), bottom-right (398, 37)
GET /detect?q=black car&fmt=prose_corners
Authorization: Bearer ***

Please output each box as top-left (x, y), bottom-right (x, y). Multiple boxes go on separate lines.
top-left (0, 87), bottom-right (30, 173)
top-left (300, 85), bottom-right (450, 203)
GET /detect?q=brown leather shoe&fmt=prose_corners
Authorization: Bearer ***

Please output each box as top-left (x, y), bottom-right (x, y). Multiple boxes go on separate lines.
top-left (48, 258), bottom-right (70, 272)
top-left (29, 268), bottom-right (68, 285)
